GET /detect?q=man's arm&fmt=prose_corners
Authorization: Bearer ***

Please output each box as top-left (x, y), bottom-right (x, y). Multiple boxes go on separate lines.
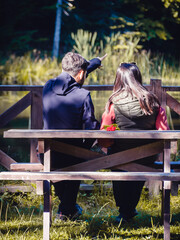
top-left (86, 54), bottom-right (107, 77)
top-left (86, 58), bottom-right (101, 77)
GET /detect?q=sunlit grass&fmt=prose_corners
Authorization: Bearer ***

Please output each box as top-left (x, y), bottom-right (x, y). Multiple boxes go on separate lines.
top-left (0, 185), bottom-right (180, 239)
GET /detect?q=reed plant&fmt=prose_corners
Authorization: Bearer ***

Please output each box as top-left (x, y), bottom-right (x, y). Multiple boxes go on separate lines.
top-left (0, 50), bottom-right (61, 86)
top-left (0, 30), bottom-right (179, 87)
top-left (71, 30), bottom-right (180, 86)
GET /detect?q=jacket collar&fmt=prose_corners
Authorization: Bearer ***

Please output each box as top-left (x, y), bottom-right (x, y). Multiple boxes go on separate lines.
top-left (52, 72), bottom-right (81, 95)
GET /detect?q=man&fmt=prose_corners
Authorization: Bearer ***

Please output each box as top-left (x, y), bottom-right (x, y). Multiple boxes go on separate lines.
top-left (42, 52), bottom-right (106, 220)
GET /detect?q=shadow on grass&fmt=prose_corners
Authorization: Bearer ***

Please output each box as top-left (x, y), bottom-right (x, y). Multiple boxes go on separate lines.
top-left (52, 211), bottom-right (180, 240)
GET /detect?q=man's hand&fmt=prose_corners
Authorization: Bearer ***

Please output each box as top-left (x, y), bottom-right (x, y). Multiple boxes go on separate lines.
top-left (98, 138), bottom-right (114, 148)
top-left (97, 53), bottom-right (107, 62)
top-left (97, 53), bottom-right (107, 69)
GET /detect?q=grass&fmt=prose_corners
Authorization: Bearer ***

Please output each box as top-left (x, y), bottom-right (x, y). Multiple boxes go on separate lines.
top-left (0, 184), bottom-right (180, 239)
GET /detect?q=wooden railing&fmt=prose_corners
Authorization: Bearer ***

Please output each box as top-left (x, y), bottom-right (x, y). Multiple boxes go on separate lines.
top-left (0, 79), bottom-right (180, 170)
top-left (0, 86), bottom-right (43, 166)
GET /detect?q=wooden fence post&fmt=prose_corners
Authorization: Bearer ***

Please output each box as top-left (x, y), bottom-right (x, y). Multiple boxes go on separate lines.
top-left (149, 79), bottom-right (165, 196)
top-left (30, 89), bottom-right (43, 163)
top-left (150, 79), bottom-right (162, 104)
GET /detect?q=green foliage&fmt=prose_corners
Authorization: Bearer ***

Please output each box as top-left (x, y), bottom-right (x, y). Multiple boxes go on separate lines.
top-left (102, 124), bottom-right (120, 131)
top-left (0, 0), bottom-right (180, 57)
top-left (0, 50), bottom-right (61, 85)
top-left (162, 0), bottom-right (180, 22)
top-left (104, 31), bottom-right (142, 62)
top-left (0, 31), bottom-right (180, 87)
top-left (9, 30), bottom-right (38, 53)
top-left (71, 29), bottom-right (99, 60)
top-left (138, 19), bottom-right (172, 41)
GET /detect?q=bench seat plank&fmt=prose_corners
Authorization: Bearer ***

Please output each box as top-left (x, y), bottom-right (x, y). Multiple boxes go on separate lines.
top-left (4, 129), bottom-right (180, 140)
top-left (0, 171), bottom-right (180, 181)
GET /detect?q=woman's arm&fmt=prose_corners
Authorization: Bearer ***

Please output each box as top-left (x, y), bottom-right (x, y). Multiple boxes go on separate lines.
top-left (100, 104), bottom-right (115, 129)
top-left (98, 104), bottom-right (116, 148)
top-left (156, 106), bottom-right (170, 130)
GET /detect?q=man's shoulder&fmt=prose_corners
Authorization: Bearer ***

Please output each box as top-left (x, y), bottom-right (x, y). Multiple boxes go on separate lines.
top-left (44, 77), bottom-right (55, 87)
top-left (76, 87), bottom-right (90, 97)
top-left (43, 78), bottom-right (56, 96)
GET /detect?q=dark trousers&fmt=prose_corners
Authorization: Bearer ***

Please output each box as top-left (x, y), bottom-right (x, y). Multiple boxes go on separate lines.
top-left (51, 149), bottom-right (85, 215)
top-left (109, 139), bottom-right (158, 216)
top-left (50, 139), bottom-right (95, 215)
top-left (53, 180), bottom-right (81, 215)
top-left (112, 175), bottom-right (144, 216)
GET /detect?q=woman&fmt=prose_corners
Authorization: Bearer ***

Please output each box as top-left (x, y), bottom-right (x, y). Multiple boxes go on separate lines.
top-left (99, 62), bottom-right (169, 223)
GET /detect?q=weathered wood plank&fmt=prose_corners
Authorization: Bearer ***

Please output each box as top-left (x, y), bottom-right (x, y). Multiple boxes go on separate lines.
top-left (0, 171), bottom-right (180, 181)
top-left (0, 150), bottom-right (17, 170)
top-left (161, 87), bottom-right (167, 111)
top-left (83, 85), bottom-right (113, 91)
top-left (31, 90), bottom-right (43, 129)
top-left (0, 92), bottom-right (31, 128)
top-left (10, 163), bottom-right (43, 171)
top-left (0, 85), bottom-right (114, 92)
top-left (60, 141), bottom-right (164, 172)
top-left (162, 86), bottom-right (180, 91)
top-left (1, 84), bottom-right (180, 92)
top-left (49, 140), bottom-right (103, 160)
top-left (0, 85), bottom-right (43, 91)
top-left (30, 90), bottom-right (43, 163)
top-left (44, 144), bottom-right (51, 172)
top-left (150, 79), bottom-right (163, 104)
top-left (43, 180), bottom-right (51, 240)
top-left (113, 162), bottom-right (161, 172)
top-left (166, 93), bottom-right (180, 115)
top-left (162, 140), bottom-right (171, 240)
top-left (4, 129), bottom-right (180, 140)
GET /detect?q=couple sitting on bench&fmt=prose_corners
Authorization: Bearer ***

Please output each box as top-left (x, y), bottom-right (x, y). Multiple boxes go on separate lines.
top-left (42, 52), bottom-right (169, 223)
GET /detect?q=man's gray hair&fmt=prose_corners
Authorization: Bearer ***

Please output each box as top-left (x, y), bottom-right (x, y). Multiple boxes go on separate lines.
top-left (62, 52), bottom-right (90, 77)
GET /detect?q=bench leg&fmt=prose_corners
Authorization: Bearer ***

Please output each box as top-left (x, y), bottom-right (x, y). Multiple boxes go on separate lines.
top-left (162, 140), bottom-right (171, 240)
top-left (43, 180), bottom-right (51, 240)
top-left (162, 182), bottom-right (171, 240)
top-left (42, 141), bottom-right (51, 240)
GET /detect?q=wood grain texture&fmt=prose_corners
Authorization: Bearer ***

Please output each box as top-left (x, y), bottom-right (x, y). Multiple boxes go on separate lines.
top-left (10, 163), bottom-right (43, 171)
top-left (0, 92), bottom-right (31, 128)
top-left (4, 129), bottom-right (180, 139)
top-left (58, 141), bottom-right (164, 171)
top-left (0, 150), bottom-right (17, 170)
top-left (0, 171), bottom-right (180, 181)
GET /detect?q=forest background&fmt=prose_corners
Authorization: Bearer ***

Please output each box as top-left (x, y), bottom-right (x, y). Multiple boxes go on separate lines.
top-left (0, 0), bottom-right (180, 86)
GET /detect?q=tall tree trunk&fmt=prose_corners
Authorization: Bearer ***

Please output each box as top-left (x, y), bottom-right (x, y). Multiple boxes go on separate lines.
top-left (52, 0), bottom-right (62, 58)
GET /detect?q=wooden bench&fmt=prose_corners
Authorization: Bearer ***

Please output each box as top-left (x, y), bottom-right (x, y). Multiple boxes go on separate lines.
top-left (9, 160), bottom-right (180, 195)
top-left (3, 129), bottom-right (180, 240)
top-left (0, 171), bottom-right (180, 240)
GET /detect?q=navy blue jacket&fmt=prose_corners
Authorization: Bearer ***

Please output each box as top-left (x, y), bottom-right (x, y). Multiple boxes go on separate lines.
top-left (43, 58), bottom-right (100, 131)
top-left (42, 58), bottom-right (100, 168)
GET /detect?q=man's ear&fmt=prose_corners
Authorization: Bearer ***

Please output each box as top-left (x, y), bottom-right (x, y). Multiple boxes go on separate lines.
top-left (78, 69), bottom-right (84, 80)
top-left (74, 69), bottom-right (86, 84)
